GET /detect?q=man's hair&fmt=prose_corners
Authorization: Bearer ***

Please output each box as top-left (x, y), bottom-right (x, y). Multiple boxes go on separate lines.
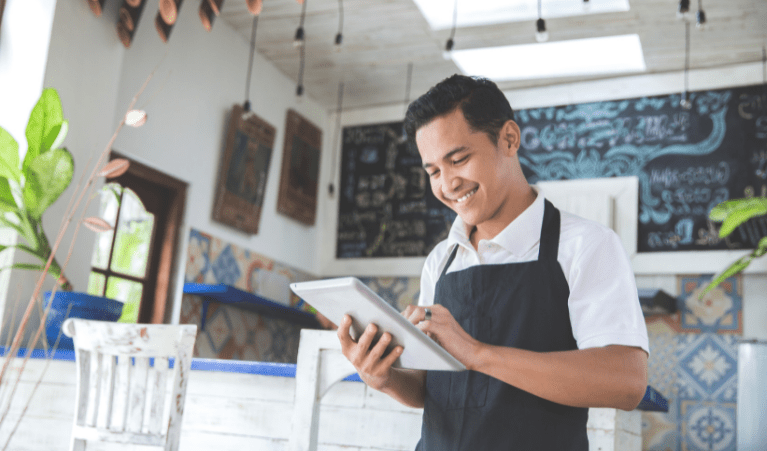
top-left (404, 74), bottom-right (515, 146)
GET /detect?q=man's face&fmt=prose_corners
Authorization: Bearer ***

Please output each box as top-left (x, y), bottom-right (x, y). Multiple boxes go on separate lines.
top-left (416, 108), bottom-right (518, 229)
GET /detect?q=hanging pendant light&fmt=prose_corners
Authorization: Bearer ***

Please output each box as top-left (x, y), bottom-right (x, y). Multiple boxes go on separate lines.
top-left (294, 0), bottom-right (308, 48)
top-left (334, 0), bottom-right (344, 51)
top-left (443, 0), bottom-right (458, 60)
top-left (680, 21), bottom-right (692, 109)
top-left (296, 44), bottom-right (306, 98)
top-left (243, 16), bottom-right (259, 115)
top-left (328, 81), bottom-right (344, 197)
top-left (695, 0), bottom-right (707, 29)
top-left (677, 0), bottom-right (691, 20)
top-left (535, 0), bottom-right (548, 43)
top-left (400, 62), bottom-right (414, 143)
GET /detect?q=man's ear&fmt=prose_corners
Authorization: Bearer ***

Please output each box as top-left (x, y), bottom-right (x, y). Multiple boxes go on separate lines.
top-left (501, 120), bottom-right (521, 156)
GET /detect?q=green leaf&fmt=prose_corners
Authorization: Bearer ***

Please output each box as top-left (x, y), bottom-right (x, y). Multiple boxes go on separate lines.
top-left (699, 256), bottom-right (752, 298)
top-left (709, 197), bottom-right (767, 237)
top-left (755, 236), bottom-right (767, 258)
top-left (22, 148), bottom-right (74, 219)
top-left (48, 120), bottom-right (68, 151)
top-left (0, 177), bottom-right (17, 211)
top-left (23, 88), bottom-right (64, 175)
top-left (0, 126), bottom-right (22, 182)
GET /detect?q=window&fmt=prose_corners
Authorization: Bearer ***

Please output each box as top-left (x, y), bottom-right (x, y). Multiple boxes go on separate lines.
top-left (87, 154), bottom-right (187, 323)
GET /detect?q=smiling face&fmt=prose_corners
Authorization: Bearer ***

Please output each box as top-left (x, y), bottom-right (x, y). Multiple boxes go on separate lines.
top-left (416, 108), bottom-right (534, 243)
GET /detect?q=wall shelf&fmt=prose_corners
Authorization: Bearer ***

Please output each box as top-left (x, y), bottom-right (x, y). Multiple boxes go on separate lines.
top-left (183, 283), bottom-right (321, 330)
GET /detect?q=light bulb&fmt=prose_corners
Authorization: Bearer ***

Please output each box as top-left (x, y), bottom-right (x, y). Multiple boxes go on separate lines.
top-left (680, 93), bottom-right (692, 109)
top-left (535, 18), bottom-right (548, 43)
top-left (696, 10), bottom-right (707, 29)
top-left (677, 0), bottom-right (691, 20)
top-left (296, 84), bottom-right (304, 97)
top-left (334, 33), bottom-right (343, 52)
top-left (125, 110), bottom-right (147, 127)
top-left (442, 38), bottom-right (454, 60)
top-left (293, 27), bottom-right (305, 47)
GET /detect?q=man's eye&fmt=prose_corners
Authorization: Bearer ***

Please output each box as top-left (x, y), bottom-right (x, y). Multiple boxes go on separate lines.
top-left (452, 156), bottom-right (467, 165)
top-left (429, 170), bottom-right (439, 178)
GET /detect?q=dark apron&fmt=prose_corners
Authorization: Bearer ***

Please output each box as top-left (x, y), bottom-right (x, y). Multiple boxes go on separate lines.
top-left (416, 200), bottom-right (588, 451)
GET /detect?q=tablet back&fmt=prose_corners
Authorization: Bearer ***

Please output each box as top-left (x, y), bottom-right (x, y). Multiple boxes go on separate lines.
top-left (290, 277), bottom-right (465, 371)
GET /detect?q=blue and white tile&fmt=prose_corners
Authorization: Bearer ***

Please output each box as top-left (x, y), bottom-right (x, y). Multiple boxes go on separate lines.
top-left (185, 229), bottom-right (211, 283)
top-left (210, 244), bottom-right (242, 286)
top-left (642, 399), bottom-right (680, 451)
top-left (203, 306), bottom-right (233, 355)
top-left (677, 276), bottom-right (742, 334)
top-left (679, 401), bottom-right (736, 451)
top-left (676, 333), bottom-right (738, 402)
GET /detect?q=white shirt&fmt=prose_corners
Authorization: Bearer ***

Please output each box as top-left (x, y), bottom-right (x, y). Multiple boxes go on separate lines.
top-left (418, 189), bottom-right (650, 354)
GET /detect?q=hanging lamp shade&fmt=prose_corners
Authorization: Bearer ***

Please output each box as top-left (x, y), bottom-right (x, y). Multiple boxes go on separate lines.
top-left (208, 0), bottom-right (224, 15)
top-left (159, 0), bottom-right (180, 25)
top-left (247, 0), bottom-right (263, 15)
top-left (200, 0), bottom-right (216, 32)
top-left (126, 0), bottom-right (143, 7)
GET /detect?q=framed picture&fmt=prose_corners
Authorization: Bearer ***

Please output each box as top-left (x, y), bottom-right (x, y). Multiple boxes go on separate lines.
top-left (277, 109), bottom-right (322, 225)
top-left (212, 104), bottom-right (276, 234)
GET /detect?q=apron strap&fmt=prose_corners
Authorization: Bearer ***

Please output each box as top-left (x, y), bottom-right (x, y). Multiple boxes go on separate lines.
top-left (439, 244), bottom-right (460, 280)
top-left (538, 199), bottom-right (562, 262)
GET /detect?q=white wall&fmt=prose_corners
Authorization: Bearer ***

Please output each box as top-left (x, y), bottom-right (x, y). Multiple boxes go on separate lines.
top-left (109, 2), bottom-right (330, 323)
top-left (0, 0), bottom-right (113, 346)
top-left (0, 0), bottom-right (58, 343)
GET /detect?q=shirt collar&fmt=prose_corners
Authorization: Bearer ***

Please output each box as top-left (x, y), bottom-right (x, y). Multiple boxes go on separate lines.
top-left (445, 187), bottom-right (546, 257)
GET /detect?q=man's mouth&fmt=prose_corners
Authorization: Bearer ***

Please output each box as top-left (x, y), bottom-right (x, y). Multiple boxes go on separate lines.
top-left (455, 187), bottom-right (478, 203)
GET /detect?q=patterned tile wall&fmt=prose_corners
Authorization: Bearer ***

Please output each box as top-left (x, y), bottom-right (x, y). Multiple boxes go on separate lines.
top-left (181, 229), bottom-right (422, 363)
top-left (642, 275), bottom-right (742, 451)
top-left (182, 228), bottom-right (316, 363)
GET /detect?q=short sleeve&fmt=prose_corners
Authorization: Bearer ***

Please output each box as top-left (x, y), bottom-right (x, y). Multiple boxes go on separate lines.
top-left (566, 227), bottom-right (649, 354)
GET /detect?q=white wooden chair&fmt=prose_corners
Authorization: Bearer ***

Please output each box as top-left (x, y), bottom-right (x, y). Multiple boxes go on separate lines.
top-left (289, 329), bottom-right (357, 451)
top-left (62, 318), bottom-right (197, 451)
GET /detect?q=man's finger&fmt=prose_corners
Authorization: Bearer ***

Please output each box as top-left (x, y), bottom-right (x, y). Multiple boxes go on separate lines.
top-left (366, 332), bottom-right (391, 364)
top-left (381, 345), bottom-right (403, 369)
top-left (357, 323), bottom-right (377, 351)
top-left (337, 315), bottom-right (355, 349)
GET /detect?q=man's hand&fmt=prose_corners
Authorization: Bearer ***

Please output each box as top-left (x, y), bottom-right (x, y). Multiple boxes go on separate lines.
top-left (337, 314), bottom-right (403, 391)
top-left (401, 304), bottom-right (481, 368)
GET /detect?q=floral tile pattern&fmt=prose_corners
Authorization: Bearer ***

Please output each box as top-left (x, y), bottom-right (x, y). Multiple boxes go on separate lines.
top-left (679, 401), bottom-right (736, 451)
top-left (677, 276), bottom-right (742, 334)
top-left (676, 333), bottom-right (738, 403)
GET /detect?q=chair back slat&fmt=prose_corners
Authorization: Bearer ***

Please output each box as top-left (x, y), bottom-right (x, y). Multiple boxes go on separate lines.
top-left (75, 351), bottom-right (91, 427)
top-left (110, 355), bottom-right (130, 432)
top-left (63, 319), bottom-right (197, 451)
top-left (148, 357), bottom-right (169, 436)
top-left (127, 356), bottom-right (149, 434)
top-left (96, 353), bottom-right (116, 429)
top-left (85, 351), bottom-right (102, 427)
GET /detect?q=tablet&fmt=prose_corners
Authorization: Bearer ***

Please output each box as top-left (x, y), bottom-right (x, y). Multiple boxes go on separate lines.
top-left (290, 277), bottom-right (466, 371)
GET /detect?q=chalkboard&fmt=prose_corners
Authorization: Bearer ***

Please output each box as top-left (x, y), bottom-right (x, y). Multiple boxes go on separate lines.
top-left (336, 122), bottom-right (456, 258)
top-left (336, 84), bottom-right (767, 258)
top-left (516, 84), bottom-right (767, 252)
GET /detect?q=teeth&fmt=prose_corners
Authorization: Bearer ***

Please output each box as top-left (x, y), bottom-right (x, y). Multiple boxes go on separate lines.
top-left (456, 188), bottom-right (477, 203)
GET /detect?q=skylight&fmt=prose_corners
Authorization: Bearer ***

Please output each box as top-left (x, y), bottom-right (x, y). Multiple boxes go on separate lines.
top-left (450, 35), bottom-right (647, 81)
top-left (412, 0), bottom-right (631, 30)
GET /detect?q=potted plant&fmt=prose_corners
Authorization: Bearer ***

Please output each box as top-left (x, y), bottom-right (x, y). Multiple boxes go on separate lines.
top-left (0, 88), bottom-right (129, 349)
top-left (700, 196), bottom-right (767, 296)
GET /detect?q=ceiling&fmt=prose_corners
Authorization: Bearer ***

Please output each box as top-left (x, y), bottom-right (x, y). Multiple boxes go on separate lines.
top-left (218, 0), bottom-right (767, 112)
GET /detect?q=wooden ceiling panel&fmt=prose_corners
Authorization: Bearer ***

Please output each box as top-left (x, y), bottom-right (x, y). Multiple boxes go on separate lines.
top-left (219, 0), bottom-right (767, 111)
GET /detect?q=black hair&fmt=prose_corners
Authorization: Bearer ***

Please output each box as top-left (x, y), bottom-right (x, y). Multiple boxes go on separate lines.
top-left (403, 74), bottom-right (515, 147)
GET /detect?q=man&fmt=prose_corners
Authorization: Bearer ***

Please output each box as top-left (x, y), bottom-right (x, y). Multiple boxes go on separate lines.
top-left (337, 74), bottom-right (649, 450)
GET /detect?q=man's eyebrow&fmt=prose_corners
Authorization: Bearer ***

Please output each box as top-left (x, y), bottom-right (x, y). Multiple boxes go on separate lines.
top-left (422, 147), bottom-right (468, 169)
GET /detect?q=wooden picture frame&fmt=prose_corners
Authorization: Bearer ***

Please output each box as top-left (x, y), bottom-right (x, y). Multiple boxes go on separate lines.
top-left (212, 104), bottom-right (276, 234)
top-left (277, 109), bottom-right (322, 225)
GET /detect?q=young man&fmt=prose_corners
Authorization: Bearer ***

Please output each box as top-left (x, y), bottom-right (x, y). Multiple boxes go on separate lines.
top-left (337, 75), bottom-right (649, 450)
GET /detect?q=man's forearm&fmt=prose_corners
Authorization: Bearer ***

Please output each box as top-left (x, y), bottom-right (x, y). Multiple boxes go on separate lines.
top-left (363, 368), bottom-right (426, 409)
top-left (471, 344), bottom-right (647, 411)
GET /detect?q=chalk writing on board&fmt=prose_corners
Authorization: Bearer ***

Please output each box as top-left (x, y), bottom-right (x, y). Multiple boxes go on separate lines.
top-left (336, 121), bottom-right (456, 258)
top-left (337, 85), bottom-right (767, 257)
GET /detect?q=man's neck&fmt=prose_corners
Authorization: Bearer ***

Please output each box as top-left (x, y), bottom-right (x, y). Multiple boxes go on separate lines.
top-left (469, 187), bottom-right (537, 250)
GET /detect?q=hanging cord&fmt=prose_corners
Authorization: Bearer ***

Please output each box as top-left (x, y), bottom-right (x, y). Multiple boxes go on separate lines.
top-left (296, 43), bottom-right (306, 96)
top-left (328, 82), bottom-right (344, 196)
top-left (401, 62), bottom-right (414, 142)
top-left (335, 0), bottom-right (344, 46)
top-left (446, 0), bottom-right (458, 49)
top-left (243, 16), bottom-right (259, 111)
top-left (682, 20), bottom-right (691, 108)
top-left (762, 46), bottom-right (766, 85)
